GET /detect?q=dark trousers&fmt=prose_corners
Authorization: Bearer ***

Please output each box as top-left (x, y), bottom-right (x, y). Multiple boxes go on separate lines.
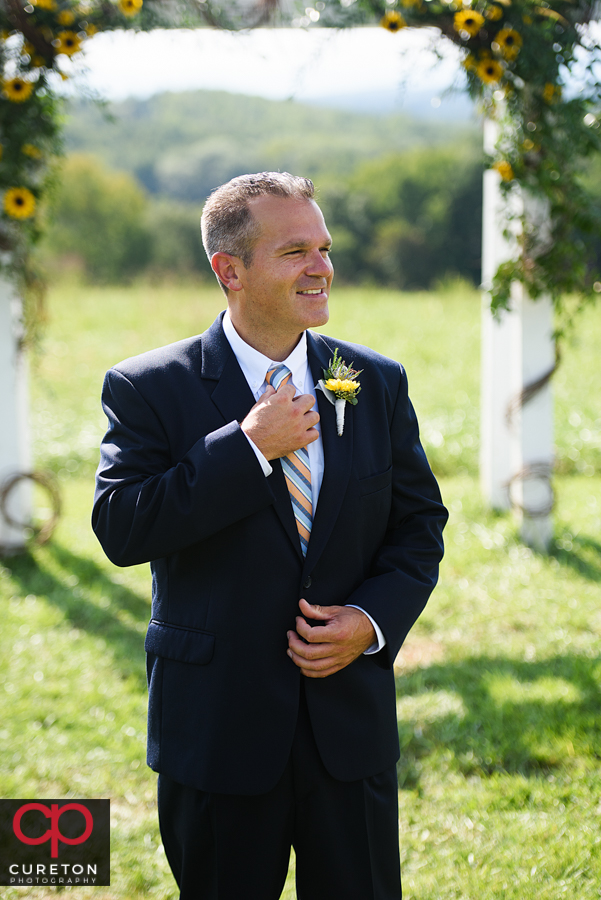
top-left (157, 685), bottom-right (402, 900)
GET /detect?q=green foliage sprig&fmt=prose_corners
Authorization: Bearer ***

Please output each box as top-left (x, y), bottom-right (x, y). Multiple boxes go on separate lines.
top-left (0, 0), bottom-right (279, 246)
top-left (230, 0), bottom-right (601, 326)
top-left (0, 0), bottom-right (212, 322)
top-left (322, 348), bottom-right (362, 404)
top-left (336, 0), bottom-right (601, 324)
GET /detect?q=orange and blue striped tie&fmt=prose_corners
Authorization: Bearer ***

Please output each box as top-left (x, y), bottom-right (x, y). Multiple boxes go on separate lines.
top-left (266, 364), bottom-right (313, 557)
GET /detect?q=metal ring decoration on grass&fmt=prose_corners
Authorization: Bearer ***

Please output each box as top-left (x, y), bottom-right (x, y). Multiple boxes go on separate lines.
top-left (503, 348), bottom-right (558, 519)
top-left (505, 462), bottom-right (555, 518)
top-left (0, 470), bottom-right (62, 546)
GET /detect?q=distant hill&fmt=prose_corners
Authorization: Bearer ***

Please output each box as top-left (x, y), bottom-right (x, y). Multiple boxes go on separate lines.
top-left (63, 89), bottom-right (480, 201)
top-left (306, 88), bottom-right (475, 119)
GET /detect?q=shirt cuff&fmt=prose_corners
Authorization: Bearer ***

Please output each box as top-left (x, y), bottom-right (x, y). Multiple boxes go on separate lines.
top-left (243, 432), bottom-right (273, 477)
top-left (346, 605), bottom-right (386, 655)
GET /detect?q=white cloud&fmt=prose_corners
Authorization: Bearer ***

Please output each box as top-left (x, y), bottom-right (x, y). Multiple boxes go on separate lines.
top-left (75, 26), bottom-right (465, 103)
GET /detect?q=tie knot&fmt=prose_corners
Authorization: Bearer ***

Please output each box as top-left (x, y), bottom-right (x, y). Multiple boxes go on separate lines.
top-left (266, 364), bottom-right (292, 390)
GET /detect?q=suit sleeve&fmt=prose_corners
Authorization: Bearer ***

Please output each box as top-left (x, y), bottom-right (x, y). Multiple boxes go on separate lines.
top-left (92, 367), bottom-right (275, 567)
top-left (344, 365), bottom-right (448, 669)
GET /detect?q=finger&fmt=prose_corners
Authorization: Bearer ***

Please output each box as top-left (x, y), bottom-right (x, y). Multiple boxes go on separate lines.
top-left (248, 385), bottom-right (275, 412)
top-left (301, 664), bottom-right (343, 679)
top-left (298, 598), bottom-right (336, 621)
top-left (293, 391), bottom-right (319, 411)
top-left (275, 382), bottom-right (297, 398)
top-left (304, 426), bottom-right (320, 446)
top-left (299, 418), bottom-right (320, 444)
top-left (287, 644), bottom-right (339, 672)
top-left (295, 617), bottom-right (331, 642)
top-left (287, 631), bottom-right (333, 660)
top-left (302, 412), bottom-right (320, 431)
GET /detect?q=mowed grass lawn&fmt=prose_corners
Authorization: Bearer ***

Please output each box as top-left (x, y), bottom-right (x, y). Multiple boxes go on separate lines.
top-left (1, 277), bottom-right (600, 899)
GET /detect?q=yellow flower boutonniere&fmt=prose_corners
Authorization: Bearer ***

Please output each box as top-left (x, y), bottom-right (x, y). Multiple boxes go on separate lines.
top-left (317, 348), bottom-right (362, 436)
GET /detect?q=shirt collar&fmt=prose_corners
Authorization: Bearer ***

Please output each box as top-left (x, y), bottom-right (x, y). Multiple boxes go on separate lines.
top-left (222, 309), bottom-right (309, 393)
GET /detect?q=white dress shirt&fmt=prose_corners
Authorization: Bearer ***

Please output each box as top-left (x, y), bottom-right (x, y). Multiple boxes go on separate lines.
top-left (222, 310), bottom-right (385, 655)
top-left (222, 310), bottom-right (324, 513)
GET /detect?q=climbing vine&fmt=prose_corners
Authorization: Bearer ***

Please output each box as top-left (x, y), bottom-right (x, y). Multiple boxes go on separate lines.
top-left (354, 0), bottom-right (601, 322)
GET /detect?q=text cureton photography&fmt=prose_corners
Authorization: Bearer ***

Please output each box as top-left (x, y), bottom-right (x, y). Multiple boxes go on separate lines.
top-left (0, 799), bottom-right (110, 887)
top-left (8, 861), bottom-right (100, 886)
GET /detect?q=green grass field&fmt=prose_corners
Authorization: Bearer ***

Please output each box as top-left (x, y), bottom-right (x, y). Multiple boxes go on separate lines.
top-left (1, 277), bottom-right (600, 898)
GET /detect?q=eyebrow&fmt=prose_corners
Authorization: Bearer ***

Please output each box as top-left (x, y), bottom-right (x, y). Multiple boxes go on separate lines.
top-left (276, 237), bottom-right (332, 253)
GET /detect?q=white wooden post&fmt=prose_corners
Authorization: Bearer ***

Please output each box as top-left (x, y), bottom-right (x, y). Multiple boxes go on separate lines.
top-left (0, 271), bottom-right (32, 552)
top-left (480, 118), bottom-right (517, 509)
top-left (480, 119), bottom-right (554, 551)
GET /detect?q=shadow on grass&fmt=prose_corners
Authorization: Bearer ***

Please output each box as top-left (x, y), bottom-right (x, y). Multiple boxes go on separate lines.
top-left (550, 533), bottom-right (601, 582)
top-left (395, 653), bottom-right (601, 790)
top-left (4, 541), bottom-right (149, 689)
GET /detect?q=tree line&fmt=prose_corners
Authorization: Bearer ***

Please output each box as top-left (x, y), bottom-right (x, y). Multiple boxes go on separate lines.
top-left (39, 142), bottom-right (484, 288)
top-left (35, 89), bottom-right (488, 287)
top-left (37, 88), bottom-right (601, 289)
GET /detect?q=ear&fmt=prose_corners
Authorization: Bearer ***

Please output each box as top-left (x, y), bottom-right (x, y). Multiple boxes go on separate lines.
top-left (211, 252), bottom-right (244, 293)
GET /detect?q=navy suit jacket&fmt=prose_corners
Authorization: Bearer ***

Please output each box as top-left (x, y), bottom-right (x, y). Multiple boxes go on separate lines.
top-left (92, 313), bottom-right (447, 795)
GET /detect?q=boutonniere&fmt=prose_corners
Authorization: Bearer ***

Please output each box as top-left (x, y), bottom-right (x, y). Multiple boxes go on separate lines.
top-left (316, 348), bottom-right (362, 436)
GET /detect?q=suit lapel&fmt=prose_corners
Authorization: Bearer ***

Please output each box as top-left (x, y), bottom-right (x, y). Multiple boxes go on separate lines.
top-left (304, 332), bottom-right (354, 571)
top-left (201, 313), bottom-right (302, 558)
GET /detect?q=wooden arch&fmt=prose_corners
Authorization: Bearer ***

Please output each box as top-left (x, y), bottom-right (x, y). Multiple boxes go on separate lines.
top-left (0, 0), bottom-right (600, 550)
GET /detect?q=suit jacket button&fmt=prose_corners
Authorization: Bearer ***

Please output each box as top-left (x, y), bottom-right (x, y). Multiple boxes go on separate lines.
top-left (303, 576), bottom-right (312, 589)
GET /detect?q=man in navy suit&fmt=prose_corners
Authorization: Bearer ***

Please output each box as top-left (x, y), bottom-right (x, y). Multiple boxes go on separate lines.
top-left (93, 172), bottom-right (447, 899)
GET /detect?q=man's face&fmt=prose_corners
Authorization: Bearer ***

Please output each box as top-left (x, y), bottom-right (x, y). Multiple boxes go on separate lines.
top-left (233, 195), bottom-right (334, 346)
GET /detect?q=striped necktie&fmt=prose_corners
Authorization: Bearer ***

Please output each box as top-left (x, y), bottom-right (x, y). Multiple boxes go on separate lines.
top-left (265, 364), bottom-right (313, 557)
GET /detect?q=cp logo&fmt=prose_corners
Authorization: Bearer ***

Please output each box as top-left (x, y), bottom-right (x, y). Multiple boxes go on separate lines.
top-left (13, 803), bottom-right (94, 858)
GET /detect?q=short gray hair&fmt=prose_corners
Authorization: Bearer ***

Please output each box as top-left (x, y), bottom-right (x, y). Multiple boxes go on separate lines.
top-left (201, 172), bottom-right (315, 277)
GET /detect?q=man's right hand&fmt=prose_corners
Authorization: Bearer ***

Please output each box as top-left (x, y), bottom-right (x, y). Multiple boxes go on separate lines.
top-left (241, 384), bottom-right (319, 461)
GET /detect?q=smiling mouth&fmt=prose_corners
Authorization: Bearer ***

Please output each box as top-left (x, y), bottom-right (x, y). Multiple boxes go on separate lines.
top-left (297, 288), bottom-right (326, 295)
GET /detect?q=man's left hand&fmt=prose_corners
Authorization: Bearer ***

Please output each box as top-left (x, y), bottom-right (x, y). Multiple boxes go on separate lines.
top-left (286, 599), bottom-right (377, 678)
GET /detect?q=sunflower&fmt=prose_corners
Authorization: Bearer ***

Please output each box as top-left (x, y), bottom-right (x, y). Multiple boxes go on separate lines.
top-left (453, 9), bottom-right (485, 37)
top-left (4, 187), bottom-right (36, 219)
top-left (32, 0), bottom-right (57, 9)
top-left (476, 58), bottom-right (504, 84)
top-left (380, 9), bottom-right (407, 30)
top-left (22, 143), bottom-right (42, 158)
top-left (522, 138), bottom-right (540, 152)
top-left (493, 160), bottom-right (514, 181)
top-left (485, 4), bottom-right (503, 20)
top-left (2, 77), bottom-right (34, 102)
top-left (118, 0), bottom-right (143, 16)
top-left (54, 30), bottom-right (82, 55)
top-left (495, 27), bottom-right (522, 60)
top-left (542, 81), bottom-right (561, 103)
top-left (324, 378), bottom-right (360, 394)
top-left (57, 9), bottom-right (75, 25)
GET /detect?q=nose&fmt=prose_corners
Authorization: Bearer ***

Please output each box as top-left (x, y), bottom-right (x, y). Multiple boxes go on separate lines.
top-left (306, 248), bottom-right (333, 279)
